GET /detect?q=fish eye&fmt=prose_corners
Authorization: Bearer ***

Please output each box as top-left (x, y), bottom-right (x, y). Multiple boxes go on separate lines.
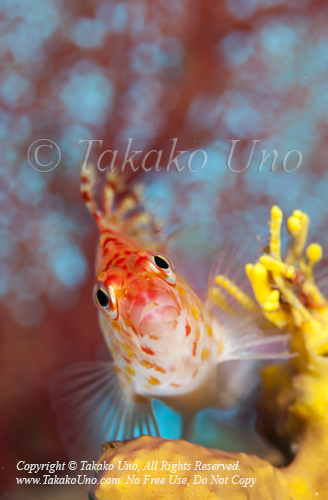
top-left (150, 253), bottom-right (176, 285)
top-left (153, 255), bottom-right (170, 270)
top-left (94, 281), bottom-right (118, 319)
top-left (96, 289), bottom-right (109, 308)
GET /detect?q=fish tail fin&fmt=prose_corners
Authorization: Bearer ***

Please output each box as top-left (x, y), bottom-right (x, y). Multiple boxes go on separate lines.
top-left (50, 362), bottom-right (160, 461)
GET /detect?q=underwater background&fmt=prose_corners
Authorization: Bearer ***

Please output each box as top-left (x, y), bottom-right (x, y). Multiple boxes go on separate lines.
top-left (1, 0), bottom-right (328, 498)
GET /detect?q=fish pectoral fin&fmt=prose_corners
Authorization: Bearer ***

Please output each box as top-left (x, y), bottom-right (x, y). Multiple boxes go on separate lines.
top-left (215, 315), bottom-right (294, 362)
top-left (206, 234), bottom-right (295, 363)
top-left (50, 361), bottom-right (159, 462)
top-left (206, 233), bottom-right (260, 317)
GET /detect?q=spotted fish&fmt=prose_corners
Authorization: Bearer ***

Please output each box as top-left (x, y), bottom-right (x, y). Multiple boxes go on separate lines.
top-left (51, 166), bottom-right (291, 460)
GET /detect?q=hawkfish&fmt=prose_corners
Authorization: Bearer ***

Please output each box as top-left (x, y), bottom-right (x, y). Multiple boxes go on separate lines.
top-left (52, 167), bottom-right (291, 460)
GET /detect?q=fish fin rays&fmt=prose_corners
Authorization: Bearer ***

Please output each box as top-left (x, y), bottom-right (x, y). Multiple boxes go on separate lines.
top-left (50, 361), bottom-right (160, 462)
top-left (216, 317), bottom-right (294, 362)
top-left (213, 359), bottom-right (260, 407)
top-left (80, 165), bottom-right (164, 251)
top-left (206, 232), bottom-right (261, 318)
top-left (315, 266), bottom-right (328, 298)
top-left (207, 233), bottom-right (294, 363)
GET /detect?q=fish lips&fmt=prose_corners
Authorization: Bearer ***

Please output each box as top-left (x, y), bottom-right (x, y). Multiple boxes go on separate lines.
top-left (130, 291), bottom-right (180, 338)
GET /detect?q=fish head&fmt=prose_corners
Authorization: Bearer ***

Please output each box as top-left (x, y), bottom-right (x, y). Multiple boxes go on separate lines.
top-left (93, 247), bottom-right (208, 355)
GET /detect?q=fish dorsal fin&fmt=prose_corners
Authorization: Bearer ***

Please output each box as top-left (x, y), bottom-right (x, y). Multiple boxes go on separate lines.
top-left (80, 165), bottom-right (163, 252)
top-left (50, 361), bottom-right (160, 462)
top-left (206, 233), bottom-right (294, 363)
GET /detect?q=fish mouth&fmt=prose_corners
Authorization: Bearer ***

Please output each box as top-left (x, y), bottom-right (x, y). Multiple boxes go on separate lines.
top-left (130, 291), bottom-right (179, 338)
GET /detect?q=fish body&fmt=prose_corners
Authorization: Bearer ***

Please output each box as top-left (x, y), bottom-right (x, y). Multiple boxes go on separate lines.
top-left (95, 226), bottom-right (218, 415)
top-left (51, 167), bottom-right (291, 459)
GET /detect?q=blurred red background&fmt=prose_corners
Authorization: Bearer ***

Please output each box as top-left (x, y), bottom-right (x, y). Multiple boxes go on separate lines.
top-left (2, 0), bottom-right (328, 497)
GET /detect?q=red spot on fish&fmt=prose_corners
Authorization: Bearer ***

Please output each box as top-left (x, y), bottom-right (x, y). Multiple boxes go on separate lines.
top-left (192, 342), bottom-right (197, 357)
top-left (192, 368), bottom-right (199, 378)
top-left (141, 361), bottom-right (166, 373)
top-left (109, 253), bottom-right (120, 267)
top-left (122, 265), bottom-right (127, 270)
top-left (141, 345), bottom-right (155, 356)
top-left (122, 356), bottom-right (131, 364)
top-left (82, 192), bottom-right (91, 202)
top-left (153, 364), bottom-right (166, 374)
top-left (116, 258), bottom-right (125, 266)
top-left (185, 322), bottom-right (191, 336)
top-left (170, 383), bottom-right (180, 387)
top-left (103, 237), bottom-right (113, 247)
top-left (125, 250), bottom-right (132, 255)
top-left (135, 255), bottom-right (146, 265)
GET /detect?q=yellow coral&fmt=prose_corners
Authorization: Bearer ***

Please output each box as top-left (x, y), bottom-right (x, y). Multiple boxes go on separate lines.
top-left (247, 205), bottom-right (328, 355)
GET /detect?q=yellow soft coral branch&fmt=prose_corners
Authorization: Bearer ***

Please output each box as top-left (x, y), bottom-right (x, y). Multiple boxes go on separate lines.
top-left (306, 242), bottom-right (322, 268)
top-left (245, 261), bottom-right (289, 327)
top-left (260, 255), bottom-right (296, 280)
top-left (247, 207), bottom-right (328, 356)
top-left (213, 275), bottom-right (256, 311)
top-left (270, 205), bottom-right (283, 261)
top-left (285, 210), bottom-right (309, 265)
